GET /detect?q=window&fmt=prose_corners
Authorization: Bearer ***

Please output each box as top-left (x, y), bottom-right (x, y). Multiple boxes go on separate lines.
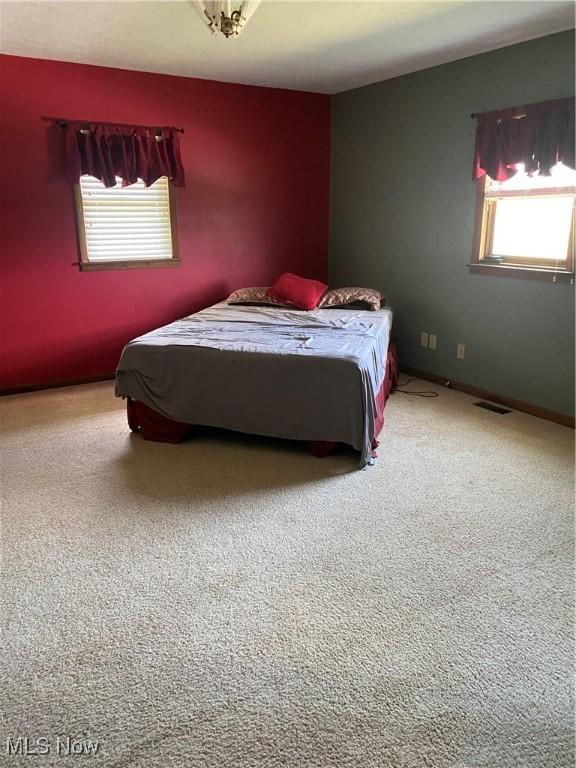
top-left (471, 163), bottom-right (575, 280)
top-left (74, 175), bottom-right (179, 271)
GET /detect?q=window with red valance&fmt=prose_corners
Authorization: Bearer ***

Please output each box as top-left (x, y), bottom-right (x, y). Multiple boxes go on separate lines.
top-left (57, 119), bottom-right (185, 271)
top-left (470, 97), bottom-right (575, 281)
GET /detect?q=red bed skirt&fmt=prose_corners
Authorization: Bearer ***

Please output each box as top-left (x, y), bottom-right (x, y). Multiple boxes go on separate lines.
top-left (126, 341), bottom-right (398, 458)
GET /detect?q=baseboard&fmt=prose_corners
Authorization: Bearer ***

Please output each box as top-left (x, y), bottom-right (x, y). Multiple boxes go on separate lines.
top-left (0, 373), bottom-right (115, 396)
top-left (402, 367), bottom-right (575, 429)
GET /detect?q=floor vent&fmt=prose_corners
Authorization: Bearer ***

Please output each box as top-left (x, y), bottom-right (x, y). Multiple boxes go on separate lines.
top-left (474, 401), bottom-right (511, 415)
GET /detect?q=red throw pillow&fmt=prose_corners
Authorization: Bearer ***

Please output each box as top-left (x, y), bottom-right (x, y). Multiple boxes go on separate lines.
top-left (266, 273), bottom-right (328, 310)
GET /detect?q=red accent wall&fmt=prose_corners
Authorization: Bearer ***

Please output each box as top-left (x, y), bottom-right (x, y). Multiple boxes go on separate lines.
top-left (0, 55), bottom-right (330, 389)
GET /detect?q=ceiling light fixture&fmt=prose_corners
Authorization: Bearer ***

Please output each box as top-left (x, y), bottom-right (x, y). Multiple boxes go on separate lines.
top-left (193, 1), bottom-right (262, 38)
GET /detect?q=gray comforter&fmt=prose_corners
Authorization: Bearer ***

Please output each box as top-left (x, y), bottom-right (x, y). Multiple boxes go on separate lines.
top-left (115, 303), bottom-right (393, 467)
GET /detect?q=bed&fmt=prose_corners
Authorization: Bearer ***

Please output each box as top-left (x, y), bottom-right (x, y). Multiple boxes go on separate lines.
top-left (115, 302), bottom-right (396, 467)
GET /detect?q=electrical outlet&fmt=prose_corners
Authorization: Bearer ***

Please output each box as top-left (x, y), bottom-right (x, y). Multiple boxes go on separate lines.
top-left (457, 343), bottom-right (465, 360)
top-left (421, 332), bottom-right (429, 348)
top-left (429, 334), bottom-right (437, 351)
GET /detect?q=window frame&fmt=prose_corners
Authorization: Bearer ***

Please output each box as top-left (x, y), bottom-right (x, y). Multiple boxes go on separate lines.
top-left (470, 174), bottom-right (575, 282)
top-left (73, 176), bottom-right (181, 272)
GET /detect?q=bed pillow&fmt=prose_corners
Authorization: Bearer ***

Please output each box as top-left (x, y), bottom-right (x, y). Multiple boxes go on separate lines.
top-left (318, 287), bottom-right (383, 311)
top-left (226, 287), bottom-right (290, 307)
top-left (266, 273), bottom-right (328, 311)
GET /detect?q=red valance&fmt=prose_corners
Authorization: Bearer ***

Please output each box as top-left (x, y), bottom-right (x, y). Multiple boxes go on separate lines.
top-left (472, 97), bottom-right (575, 181)
top-left (63, 122), bottom-right (185, 188)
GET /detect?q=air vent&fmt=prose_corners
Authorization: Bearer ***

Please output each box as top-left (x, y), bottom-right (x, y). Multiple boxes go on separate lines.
top-left (474, 401), bottom-right (511, 415)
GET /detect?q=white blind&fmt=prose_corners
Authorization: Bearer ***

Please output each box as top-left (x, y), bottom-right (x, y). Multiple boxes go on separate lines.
top-left (79, 175), bottom-right (173, 262)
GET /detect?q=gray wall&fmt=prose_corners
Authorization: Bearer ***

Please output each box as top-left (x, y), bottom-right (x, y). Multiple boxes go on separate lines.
top-left (330, 31), bottom-right (575, 416)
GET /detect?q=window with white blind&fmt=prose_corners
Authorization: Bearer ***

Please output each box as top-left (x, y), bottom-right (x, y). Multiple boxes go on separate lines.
top-left (471, 163), bottom-right (575, 280)
top-left (74, 175), bottom-right (179, 271)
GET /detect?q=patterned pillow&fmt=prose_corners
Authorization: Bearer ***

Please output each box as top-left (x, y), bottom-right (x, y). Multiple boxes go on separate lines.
top-left (226, 287), bottom-right (290, 307)
top-left (318, 287), bottom-right (383, 311)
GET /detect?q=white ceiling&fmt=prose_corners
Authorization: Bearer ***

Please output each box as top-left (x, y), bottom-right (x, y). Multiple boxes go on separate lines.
top-left (0, 0), bottom-right (573, 94)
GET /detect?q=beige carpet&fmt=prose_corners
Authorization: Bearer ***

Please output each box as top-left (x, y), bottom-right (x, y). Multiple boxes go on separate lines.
top-left (0, 381), bottom-right (574, 767)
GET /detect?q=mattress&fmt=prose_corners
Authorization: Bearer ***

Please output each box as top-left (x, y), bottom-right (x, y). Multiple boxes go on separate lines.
top-left (115, 302), bottom-right (393, 467)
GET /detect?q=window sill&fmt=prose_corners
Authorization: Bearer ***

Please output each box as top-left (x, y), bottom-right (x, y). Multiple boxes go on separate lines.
top-left (78, 259), bottom-right (182, 272)
top-left (468, 262), bottom-right (574, 284)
